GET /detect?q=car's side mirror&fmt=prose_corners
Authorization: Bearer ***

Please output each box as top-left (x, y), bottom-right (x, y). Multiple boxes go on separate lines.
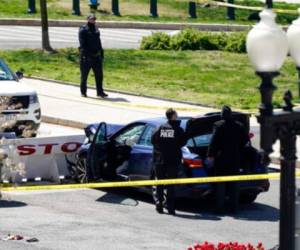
top-left (88, 134), bottom-right (95, 142)
top-left (84, 125), bottom-right (97, 142)
top-left (15, 71), bottom-right (24, 79)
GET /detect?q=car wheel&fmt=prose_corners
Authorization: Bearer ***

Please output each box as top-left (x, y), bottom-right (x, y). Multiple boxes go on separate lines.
top-left (76, 156), bottom-right (88, 183)
top-left (240, 193), bottom-right (258, 204)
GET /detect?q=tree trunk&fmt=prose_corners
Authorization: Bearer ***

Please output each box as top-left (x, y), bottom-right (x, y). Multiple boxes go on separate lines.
top-left (40, 0), bottom-right (54, 52)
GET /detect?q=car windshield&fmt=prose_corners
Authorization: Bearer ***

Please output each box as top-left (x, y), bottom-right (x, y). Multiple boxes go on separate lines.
top-left (0, 60), bottom-right (15, 81)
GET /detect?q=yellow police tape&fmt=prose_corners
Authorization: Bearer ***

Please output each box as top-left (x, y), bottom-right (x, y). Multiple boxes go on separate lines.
top-left (1, 172), bottom-right (300, 192)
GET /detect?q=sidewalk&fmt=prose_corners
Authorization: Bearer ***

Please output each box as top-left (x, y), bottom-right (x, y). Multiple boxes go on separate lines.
top-left (22, 78), bottom-right (214, 126)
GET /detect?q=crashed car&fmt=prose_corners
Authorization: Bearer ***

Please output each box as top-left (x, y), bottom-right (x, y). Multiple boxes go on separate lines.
top-left (73, 112), bottom-right (270, 204)
top-left (0, 59), bottom-right (41, 137)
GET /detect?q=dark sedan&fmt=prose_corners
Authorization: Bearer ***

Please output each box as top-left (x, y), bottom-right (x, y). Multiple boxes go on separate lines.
top-left (73, 112), bottom-right (270, 204)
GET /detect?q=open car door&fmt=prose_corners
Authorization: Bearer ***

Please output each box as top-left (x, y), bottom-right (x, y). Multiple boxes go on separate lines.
top-left (87, 122), bottom-right (109, 180)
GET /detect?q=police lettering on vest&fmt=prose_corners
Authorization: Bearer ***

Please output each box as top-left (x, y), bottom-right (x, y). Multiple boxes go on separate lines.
top-left (160, 129), bottom-right (175, 138)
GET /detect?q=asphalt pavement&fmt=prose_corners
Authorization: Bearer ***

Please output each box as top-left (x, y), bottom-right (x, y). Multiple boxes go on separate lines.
top-left (0, 26), bottom-right (177, 50)
top-left (0, 179), bottom-right (286, 250)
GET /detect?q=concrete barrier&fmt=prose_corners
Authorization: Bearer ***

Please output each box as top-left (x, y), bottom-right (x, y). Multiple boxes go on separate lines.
top-left (1, 135), bottom-right (85, 183)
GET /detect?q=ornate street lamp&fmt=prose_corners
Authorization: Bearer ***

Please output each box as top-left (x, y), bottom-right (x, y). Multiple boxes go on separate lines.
top-left (287, 9), bottom-right (300, 102)
top-left (247, 4), bottom-right (299, 250)
top-left (287, 9), bottom-right (300, 248)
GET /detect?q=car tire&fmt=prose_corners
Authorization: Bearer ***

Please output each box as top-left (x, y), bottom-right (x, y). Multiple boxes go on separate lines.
top-left (240, 192), bottom-right (258, 204)
top-left (75, 156), bottom-right (89, 183)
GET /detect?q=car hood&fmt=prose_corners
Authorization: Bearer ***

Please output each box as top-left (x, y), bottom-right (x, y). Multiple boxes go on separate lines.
top-left (0, 80), bottom-right (37, 95)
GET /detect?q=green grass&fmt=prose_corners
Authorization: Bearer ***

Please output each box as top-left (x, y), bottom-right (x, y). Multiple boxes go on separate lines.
top-left (0, 0), bottom-right (299, 24)
top-left (0, 48), bottom-right (298, 110)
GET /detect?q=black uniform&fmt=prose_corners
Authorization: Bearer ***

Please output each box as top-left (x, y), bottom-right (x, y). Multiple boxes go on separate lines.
top-left (151, 120), bottom-right (187, 212)
top-left (207, 119), bottom-right (249, 213)
top-left (79, 23), bottom-right (104, 96)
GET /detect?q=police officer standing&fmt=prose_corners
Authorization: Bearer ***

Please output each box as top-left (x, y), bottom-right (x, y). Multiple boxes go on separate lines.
top-left (207, 106), bottom-right (249, 213)
top-left (79, 14), bottom-right (108, 98)
top-left (151, 108), bottom-right (187, 215)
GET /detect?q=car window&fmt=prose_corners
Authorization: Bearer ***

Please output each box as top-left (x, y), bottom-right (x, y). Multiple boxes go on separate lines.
top-left (139, 125), bottom-right (155, 146)
top-left (187, 134), bottom-right (213, 147)
top-left (115, 124), bottom-right (145, 146)
top-left (0, 61), bottom-right (15, 81)
top-left (95, 124), bottom-right (107, 145)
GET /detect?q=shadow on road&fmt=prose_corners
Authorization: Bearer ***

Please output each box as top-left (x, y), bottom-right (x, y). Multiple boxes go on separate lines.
top-left (234, 203), bottom-right (279, 222)
top-left (96, 188), bottom-right (279, 222)
top-left (0, 200), bottom-right (27, 208)
top-left (96, 192), bottom-right (138, 206)
top-left (89, 96), bottom-right (129, 103)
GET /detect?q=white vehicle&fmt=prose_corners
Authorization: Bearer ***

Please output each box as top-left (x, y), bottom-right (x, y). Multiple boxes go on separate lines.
top-left (0, 59), bottom-right (41, 137)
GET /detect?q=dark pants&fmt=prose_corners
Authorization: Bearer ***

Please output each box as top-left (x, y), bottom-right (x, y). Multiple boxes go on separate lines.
top-left (154, 164), bottom-right (178, 212)
top-left (80, 55), bottom-right (104, 95)
top-left (215, 181), bottom-right (240, 213)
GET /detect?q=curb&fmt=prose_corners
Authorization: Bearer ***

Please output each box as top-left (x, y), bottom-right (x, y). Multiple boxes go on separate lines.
top-left (42, 115), bottom-right (87, 129)
top-left (0, 18), bottom-right (251, 31)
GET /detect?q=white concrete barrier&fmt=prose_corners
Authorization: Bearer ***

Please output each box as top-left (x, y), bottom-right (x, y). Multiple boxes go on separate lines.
top-left (1, 135), bottom-right (85, 183)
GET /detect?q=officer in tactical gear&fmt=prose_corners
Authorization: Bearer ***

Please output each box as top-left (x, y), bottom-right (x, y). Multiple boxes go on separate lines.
top-left (151, 108), bottom-right (187, 215)
top-left (207, 106), bottom-right (249, 213)
top-left (79, 14), bottom-right (108, 98)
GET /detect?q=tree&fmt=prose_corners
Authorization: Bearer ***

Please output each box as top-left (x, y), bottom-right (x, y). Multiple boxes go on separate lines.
top-left (40, 0), bottom-right (54, 52)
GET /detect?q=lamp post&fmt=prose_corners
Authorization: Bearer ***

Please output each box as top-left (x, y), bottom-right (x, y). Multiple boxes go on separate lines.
top-left (287, 8), bottom-right (300, 248)
top-left (247, 4), bottom-right (298, 250)
top-left (287, 9), bottom-right (300, 102)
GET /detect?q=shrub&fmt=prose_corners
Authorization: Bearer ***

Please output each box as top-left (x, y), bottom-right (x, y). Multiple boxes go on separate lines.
top-left (198, 32), bottom-right (230, 51)
top-left (224, 32), bottom-right (247, 53)
top-left (141, 29), bottom-right (247, 53)
top-left (170, 29), bottom-right (202, 50)
top-left (140, 32), bottom-right (171, 50)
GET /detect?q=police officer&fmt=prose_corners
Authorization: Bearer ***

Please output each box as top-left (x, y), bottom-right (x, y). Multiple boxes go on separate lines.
top-left (151, 108), bottom-right (187, 215)
top-left (79, 14), bottom-right (108, 98)
top-left (207, 106), bottom-right (249, 213)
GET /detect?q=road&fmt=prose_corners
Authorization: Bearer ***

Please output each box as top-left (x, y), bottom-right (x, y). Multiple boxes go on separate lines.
top-left (0, 179), bottom-right (286, 250)
top-left (0, 26), bottom-right (176, 50)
